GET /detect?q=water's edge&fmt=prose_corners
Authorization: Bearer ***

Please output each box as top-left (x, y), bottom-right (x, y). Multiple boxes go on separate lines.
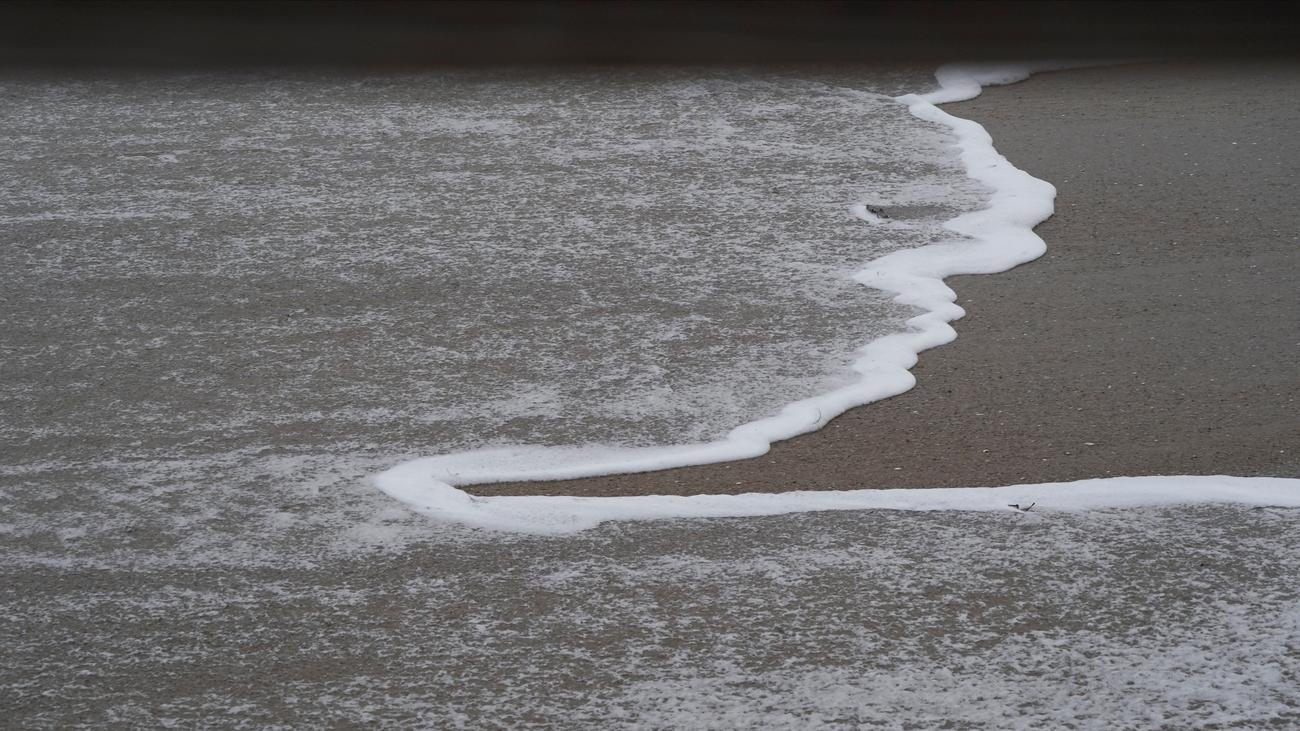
top-left (373, 63), bottom-right (1300, 533)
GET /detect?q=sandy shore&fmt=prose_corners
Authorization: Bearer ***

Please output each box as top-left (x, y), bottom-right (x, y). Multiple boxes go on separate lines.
top-left (475, 61), bottom-right (1300, 497)
top-left (6, 61), bottom-right (1300, 729)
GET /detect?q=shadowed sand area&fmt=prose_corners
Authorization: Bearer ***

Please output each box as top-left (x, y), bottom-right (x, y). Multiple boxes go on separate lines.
top-left (474, 61), bottom-right (1300, 498)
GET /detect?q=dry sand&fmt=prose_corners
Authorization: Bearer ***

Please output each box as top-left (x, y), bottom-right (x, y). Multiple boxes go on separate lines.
top-left (474, 61), bottom-right (1300, 498)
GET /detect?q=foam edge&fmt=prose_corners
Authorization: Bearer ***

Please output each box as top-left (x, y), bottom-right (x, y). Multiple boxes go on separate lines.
top-left (371, 62), bottom-right (1291, 534)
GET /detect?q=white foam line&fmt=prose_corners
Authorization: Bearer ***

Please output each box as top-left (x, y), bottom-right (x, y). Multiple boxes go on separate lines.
top-left (378, 473), bottom-right (1300, 534)
top-left (373, 62), bottom-right (1292, 534)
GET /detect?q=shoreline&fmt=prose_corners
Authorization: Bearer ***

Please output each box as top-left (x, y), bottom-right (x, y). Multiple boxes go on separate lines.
top-left (469, 61), bottom-right (1300, 499)
top-left (376, 62), bottom-right (1059, 509)
top-left (7, 60), bottom-right (1300, 727)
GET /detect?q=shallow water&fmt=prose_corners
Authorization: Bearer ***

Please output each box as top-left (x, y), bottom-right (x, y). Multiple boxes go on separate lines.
top-left (1, 66), bottom-right (992, 561)
top-left (5, 505), bottom-right (1297, 728)
top-left (0, 68), bottom-right (984, 470)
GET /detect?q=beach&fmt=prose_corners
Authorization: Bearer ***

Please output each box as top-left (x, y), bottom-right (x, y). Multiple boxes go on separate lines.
top-left (474, 61), bottom-right (1300, 498)
top-left (4, 61), bottom-right (1300, 728)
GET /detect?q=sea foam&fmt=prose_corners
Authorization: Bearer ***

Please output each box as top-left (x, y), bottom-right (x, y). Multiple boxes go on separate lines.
top-left (378, 472), bottom-right (1300, 534)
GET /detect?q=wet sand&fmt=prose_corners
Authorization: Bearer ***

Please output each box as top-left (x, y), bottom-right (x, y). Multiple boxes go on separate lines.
top-left (475, 62), bottom-right (1300, 498)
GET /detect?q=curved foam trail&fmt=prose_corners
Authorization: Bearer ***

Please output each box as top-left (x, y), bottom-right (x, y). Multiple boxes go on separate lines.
top-left (378, 474), bottom-right (1300, 534)
top-left (378, 62), bottom-right (1223, 532)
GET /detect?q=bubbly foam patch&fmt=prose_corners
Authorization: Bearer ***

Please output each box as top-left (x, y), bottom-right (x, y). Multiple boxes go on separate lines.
top-left (0, 68), bottom-right (983, 472)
